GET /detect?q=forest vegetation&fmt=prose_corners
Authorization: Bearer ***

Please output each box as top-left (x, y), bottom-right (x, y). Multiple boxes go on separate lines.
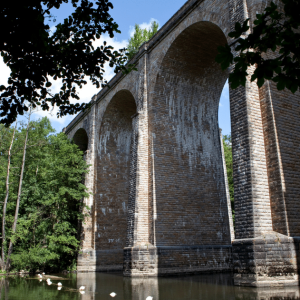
top-left (0, 117), bottom-right (89, 272)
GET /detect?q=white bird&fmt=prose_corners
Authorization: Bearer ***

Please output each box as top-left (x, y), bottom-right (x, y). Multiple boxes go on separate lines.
top-left (39, 279), bottom-right (42, 282)
top-left (79, 286), bottom-right (85, 290)
top-left (110, 292), bottom-right (117, 297)
top-left (57, 282), bottom-right (62, 286)
top-left (38, 274), bottom-right (42, 278)
top-left (47, 279), bottom-right (52, 285)
top-left (80, 290), bottom-right (85, 295)
top-left (42, 272), bottom-right (45, 275)
top-left (146, 297), bottom-right (153, 300)
top-left (57, 287), bottom-right (62, 291)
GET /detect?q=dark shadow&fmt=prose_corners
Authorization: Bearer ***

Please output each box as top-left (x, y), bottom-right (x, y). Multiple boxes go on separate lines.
top-left (95, 89), bottom-right (137, 272)
top-left (72, 128), bottom-right (88, 153)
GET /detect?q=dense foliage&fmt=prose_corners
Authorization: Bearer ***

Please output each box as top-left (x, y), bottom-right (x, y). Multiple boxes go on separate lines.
top-left (223, 134), bottom-right (234, 223)
top-left (0, 118), bottom-right (89, 272)
top-left (127, 21), bottom-right (159, 60)
top-left (0, 1), bottom-right (129, 127)
top-left (216, 0), bottom-right (300, 93)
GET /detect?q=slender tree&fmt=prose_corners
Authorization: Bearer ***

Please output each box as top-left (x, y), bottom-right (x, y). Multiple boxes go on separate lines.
top-left (1, 122), bottom-right (17, 270)
top-left (5, 108), bottom-right (31, 270)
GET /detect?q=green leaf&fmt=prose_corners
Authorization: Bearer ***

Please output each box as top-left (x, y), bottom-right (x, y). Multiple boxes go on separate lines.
top-left (257, 77), bottom-right (265, 87)
top-left (277, 81), bottom-right (285, 90)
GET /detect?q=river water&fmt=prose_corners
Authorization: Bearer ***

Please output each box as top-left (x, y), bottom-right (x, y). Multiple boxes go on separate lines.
top-left (0, 272), bottom-right (300, 300)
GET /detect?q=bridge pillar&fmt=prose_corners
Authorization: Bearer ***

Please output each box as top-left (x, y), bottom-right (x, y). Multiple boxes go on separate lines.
top-left (229, 0), bottom-right (298, 287)
top-left (76, 102), bottom-right (98, 271)
top-left (123, 48), bottom-right (158, 276)
top-left (230, 77), bottom-right (298, 287)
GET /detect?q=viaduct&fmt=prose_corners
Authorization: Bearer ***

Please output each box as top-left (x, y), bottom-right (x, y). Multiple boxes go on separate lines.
top-left (64, 0), bottom-right (300, 287)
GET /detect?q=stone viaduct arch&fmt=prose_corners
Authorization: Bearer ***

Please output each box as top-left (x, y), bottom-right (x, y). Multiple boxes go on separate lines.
top-left (150, 21), bottom-right (230, 247)
top-left (72, 128), bottom-right (89, 152)
top-left (95, 89), bottom-right (137, 271)
top-left (64, 0), bottom-right (300, 287)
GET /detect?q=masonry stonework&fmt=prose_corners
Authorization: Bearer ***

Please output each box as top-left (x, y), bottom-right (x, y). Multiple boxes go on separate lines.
top-left (65, 0), bottom-right (300, 286)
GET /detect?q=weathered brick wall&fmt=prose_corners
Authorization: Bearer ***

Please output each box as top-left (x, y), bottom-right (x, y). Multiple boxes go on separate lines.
top-left (228, 0), bottom-right (273, 240)
top-left (156, 246), bottom-right (232, 275)
top-left (233, 233), bottom-right (298, 287)
top-left (95, 90), bottom-right (136, 269)
top-left (149, 21), bottom-right (231, 247)
top-left (229, 0), bottom-right (300, 286)
top-left (260, 82), bottom-right (300, 236)
top-left (230, 74), bottom-right (273, 239)
top-left (126, 54), bottom-right (152, 248)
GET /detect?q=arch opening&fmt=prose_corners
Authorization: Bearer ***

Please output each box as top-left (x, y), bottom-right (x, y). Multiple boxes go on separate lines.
top-left (151, 21), bottom-right (232, 248)
top-left (72, 128), bottom-right (89, 153)
top-left (95, 90), bottom-right (137, 270)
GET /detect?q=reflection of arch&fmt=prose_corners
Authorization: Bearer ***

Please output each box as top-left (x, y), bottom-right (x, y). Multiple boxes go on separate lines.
top-left (95, 89), bottom-right (137, 270)
top-left (73, 128), bottom-right (88, 152)
top-left (151, 22), bottom-right (231, 247)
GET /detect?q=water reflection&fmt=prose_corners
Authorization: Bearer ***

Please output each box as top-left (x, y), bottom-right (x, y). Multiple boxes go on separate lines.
top-left (0, 273), bottom-right (300, 299)
top-left (124, 277), bottom-right (159, 300)
top-left (0, 274), bottom-right (79, 300)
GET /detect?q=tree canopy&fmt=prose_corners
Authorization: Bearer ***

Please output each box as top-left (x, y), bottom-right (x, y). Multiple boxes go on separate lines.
top-left (216, 0), bottom-right (300, 93)
top-left (127, 21), bottom-right (159, 60)
top-left (0, 1), bottom-right (128, 127)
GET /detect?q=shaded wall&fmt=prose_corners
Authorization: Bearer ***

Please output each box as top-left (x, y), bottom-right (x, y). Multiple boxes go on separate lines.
top-left (150, 21), bottom-right (231, 247)
top-left (95, 90), bottom-right (136, 270)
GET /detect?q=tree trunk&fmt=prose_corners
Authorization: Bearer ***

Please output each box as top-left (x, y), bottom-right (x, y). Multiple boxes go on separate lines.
top-left (1, 122), bottom-right (17, 271)
top-left (5, 109), bottom-right (31, 271)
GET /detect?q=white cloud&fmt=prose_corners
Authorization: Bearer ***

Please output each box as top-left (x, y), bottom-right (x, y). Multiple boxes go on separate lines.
top-left (0, 58), bottom-right (11, 86)
top-left (129, 18), bottom-right (159, 38)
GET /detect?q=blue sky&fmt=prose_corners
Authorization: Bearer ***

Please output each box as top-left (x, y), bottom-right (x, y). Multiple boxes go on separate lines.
top-left (0, 0), bottom-right (231, 135)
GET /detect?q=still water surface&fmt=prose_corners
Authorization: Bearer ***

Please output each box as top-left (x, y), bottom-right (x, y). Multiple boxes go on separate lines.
top-left (0, 272), bottom-right (300, 300)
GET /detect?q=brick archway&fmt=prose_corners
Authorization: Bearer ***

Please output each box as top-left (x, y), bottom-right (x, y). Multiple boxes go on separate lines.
top-left (72, 128), bottom-right (89, 153)
top-left (138, 20), bottom-right (233, 274)
top-left (95, 89), bottom-right (137, 271)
